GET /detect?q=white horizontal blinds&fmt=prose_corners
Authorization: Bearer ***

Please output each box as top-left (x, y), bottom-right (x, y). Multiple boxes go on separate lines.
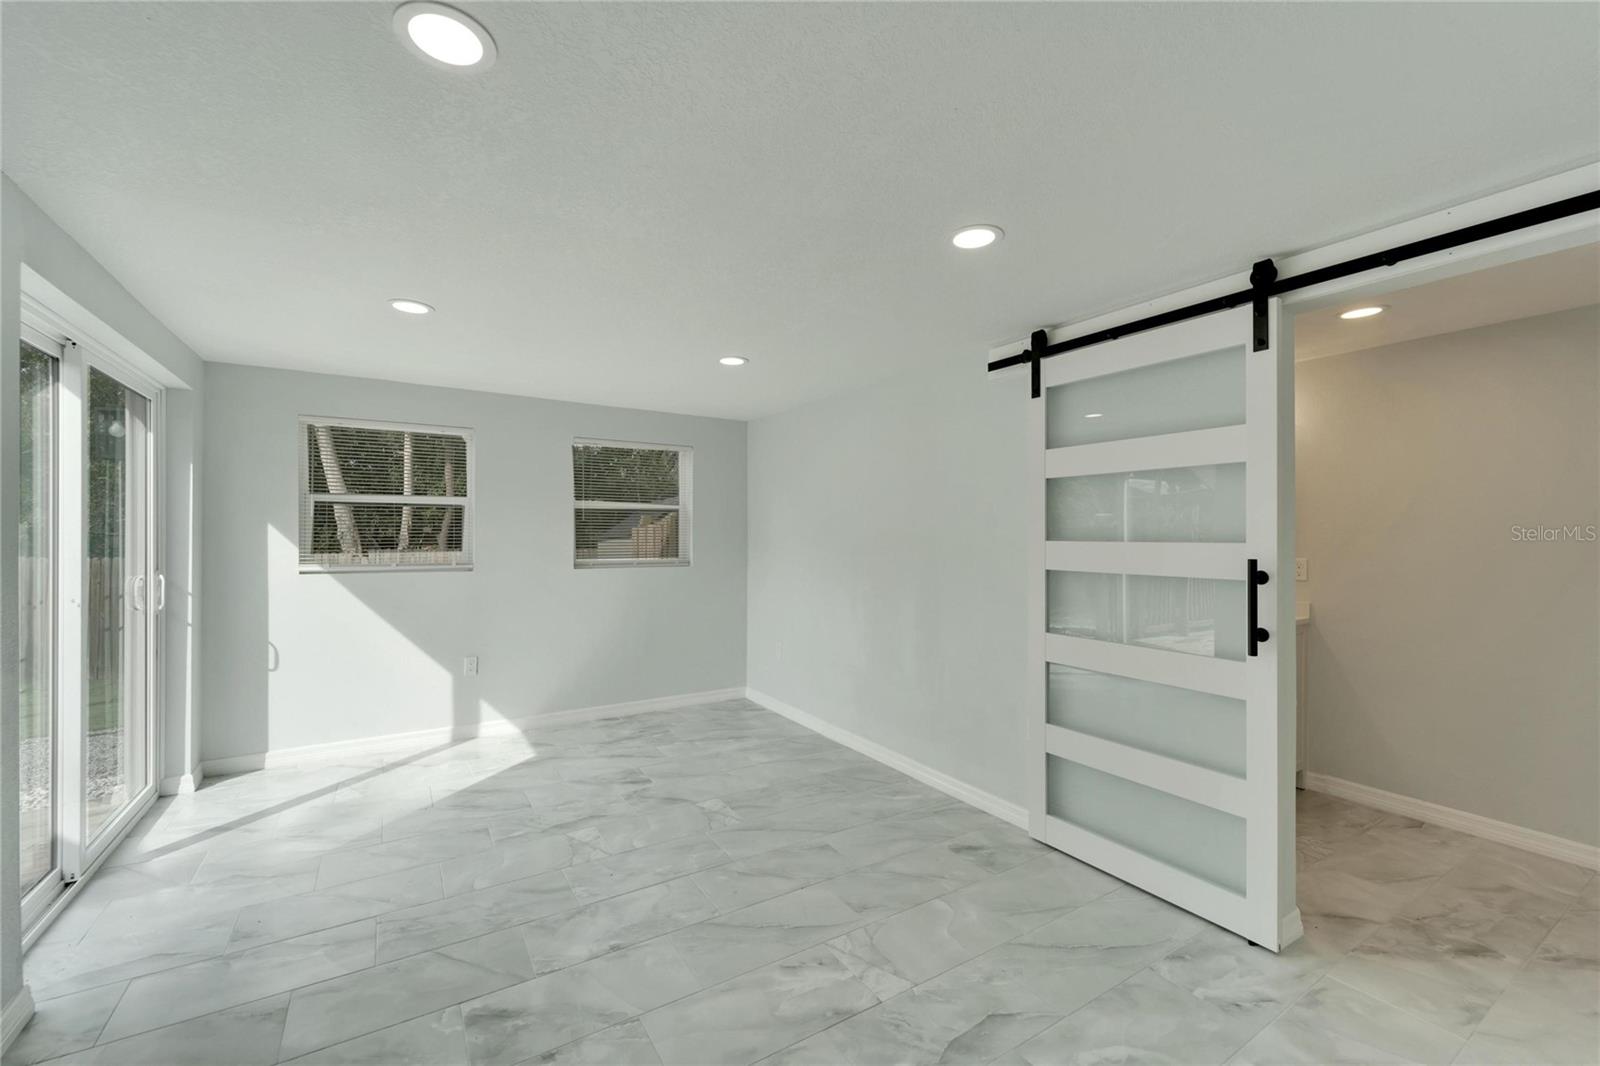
top-left (300, 419), bottom-right (471, 569)
top-left (573, 441), bottom-right (688, 565)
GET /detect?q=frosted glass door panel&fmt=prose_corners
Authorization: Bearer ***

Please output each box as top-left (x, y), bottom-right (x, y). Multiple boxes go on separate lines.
top-left (1046, 571), bottom-right (1246, 660)
top-left (1046, 756), bottom-right (1245, 894)
top-left (1047, 463), bottom-right (1245, 542)
top-left (1045, 346), bottom-right (1245, 448)
top-left (1028, 302), bottom-right (1286, 949)
top-left (1047, 664), bottom-right (1245, 776)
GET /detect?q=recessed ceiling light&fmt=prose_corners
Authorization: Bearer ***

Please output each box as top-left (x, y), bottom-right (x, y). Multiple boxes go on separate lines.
top-left (952, 225), bottom-right (1003, 250)
top-left (719, 356), bottom-right (749, 367)
top-left (393, 2), bottom-right (496, 69)
top-left (1083, 412), bottom-right (1104, 419)
top-left (390, 299), bottom-right (434, 315)
top-left (1339, 305), bottom-right (1386, 320)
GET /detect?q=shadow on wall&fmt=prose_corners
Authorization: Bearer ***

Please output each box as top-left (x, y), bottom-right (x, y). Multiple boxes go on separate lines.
top-left (216, 520), bottom-right (664, 762)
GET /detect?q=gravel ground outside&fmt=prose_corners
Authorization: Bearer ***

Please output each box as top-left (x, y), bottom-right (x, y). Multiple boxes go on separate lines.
top-left (21, 732), bottom-right (133, 886)
top-left (20, 732), bottom-right (132, 809)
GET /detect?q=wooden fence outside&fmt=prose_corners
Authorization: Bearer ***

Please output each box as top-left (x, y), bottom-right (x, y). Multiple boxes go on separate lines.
top-left (18, 556), bottom-right (124, 683)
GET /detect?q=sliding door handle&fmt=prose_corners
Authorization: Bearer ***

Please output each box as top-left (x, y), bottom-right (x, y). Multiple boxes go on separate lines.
top-left (1247, 559), bottom-right (1270, 657)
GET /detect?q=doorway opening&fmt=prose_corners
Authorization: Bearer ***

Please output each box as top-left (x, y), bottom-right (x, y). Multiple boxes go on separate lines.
top-left (1282, 240), bottom-right (1598, 1051)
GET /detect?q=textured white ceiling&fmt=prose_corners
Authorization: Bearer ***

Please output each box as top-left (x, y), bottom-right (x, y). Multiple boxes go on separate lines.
top-left (1294, 243), bottom-right (1600, 362)
top-left (4, 2), bottom-right (1597, 418)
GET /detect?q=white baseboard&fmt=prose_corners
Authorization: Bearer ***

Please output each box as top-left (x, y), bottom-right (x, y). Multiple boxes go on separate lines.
top-left (1304, 772), bottom-right (1599, 872)
top-left (158, 768), bottom-right (204, 796)
top-left (201, 687), bottom-right (748, 777)
top-left (744, 687), bottom-right (1028, 829)
top-left (2, 985), bottom-right (35, 1053)
top-left (1279, 908), bottom-right (1304, 949)
top-left (202, 751), bottom-right (267, 776)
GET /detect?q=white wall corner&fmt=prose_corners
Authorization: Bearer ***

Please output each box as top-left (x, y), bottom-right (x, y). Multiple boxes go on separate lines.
top-left (744, 687), bottom-right (1028, 829)
top-left (2, 984), bottom-right (35, 1053)
top-left (1304, 773), bottom-right (1600, 872)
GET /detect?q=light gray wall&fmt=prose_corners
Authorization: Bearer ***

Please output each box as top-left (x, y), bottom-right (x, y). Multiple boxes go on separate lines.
top-left (1296, 305), bottom-right (1600, 846)
top-left (201, 363), bottom-right (747, 762)
top-left (747, 351), bottom-right (1029, 807)
top-left (1, 177), bottom-right (205, 1017)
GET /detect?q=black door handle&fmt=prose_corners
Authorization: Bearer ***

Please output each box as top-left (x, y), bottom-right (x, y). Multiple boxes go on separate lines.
top-left (1248, 559), bottom-right (1270, 657)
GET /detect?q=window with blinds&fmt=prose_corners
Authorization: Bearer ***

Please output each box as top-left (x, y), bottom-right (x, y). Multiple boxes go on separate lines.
top-left (299, 417), bottom-right (473, 571)
top-left (573, 439), bottom-right (691, 567)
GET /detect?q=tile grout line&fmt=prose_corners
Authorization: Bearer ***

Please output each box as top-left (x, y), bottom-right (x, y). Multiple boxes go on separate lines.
top-left (753, 872), bottom-right (1279, 1066)
top-left (31, 988), bottom-right (294, 1066)
top-left (59, 720), bottom-right (1566, 1066)
top-left (1310, 812), bottom-right (1585, 1058)
top-left (1294, 800), bottom-right (1482, 1055)
top-left (1446, 864), bottom-right (1596, 1061)
top-left (59, 782), bottom-right (1223, 1038)
top-left (40, 746), bottom-right (930, 1006)
top-left (265, 818), bottom-right (1048, 1059)
top-left (77, 801), bottom-right (1121, 1059)
top-left (87, 979), bottom-right (133, 1051)
top-left (750, 866), bottom-right (1136, 1064)
top-left (232, 812), bottom-right (962, 1055)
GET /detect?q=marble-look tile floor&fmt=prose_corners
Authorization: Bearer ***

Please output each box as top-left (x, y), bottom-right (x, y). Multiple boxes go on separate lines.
top-left (12, 700), bottom-right (1597, 1065)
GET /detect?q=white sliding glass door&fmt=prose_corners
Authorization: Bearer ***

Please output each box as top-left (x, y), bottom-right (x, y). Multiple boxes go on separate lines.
top-left (1028, 302), bottom-right (1293, 950)
top-left (18, 331), bottom-right (59, 906)
top-left (83, 366), bottom-right (153, 844)
top-left (16, 321), bottom-right (161, 926)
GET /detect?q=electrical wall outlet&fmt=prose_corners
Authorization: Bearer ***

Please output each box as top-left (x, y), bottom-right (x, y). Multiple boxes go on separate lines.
top-left (1295, 558), bottom-right (1308, 582)
top-left (463, 656), bottom-right (480, 676)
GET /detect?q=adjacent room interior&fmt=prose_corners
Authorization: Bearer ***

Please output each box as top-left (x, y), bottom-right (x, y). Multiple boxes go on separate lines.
top-left (1287, 243), bottom-right (1600, 1021)
top-left (1, 3), bottom-right (1596, 1065)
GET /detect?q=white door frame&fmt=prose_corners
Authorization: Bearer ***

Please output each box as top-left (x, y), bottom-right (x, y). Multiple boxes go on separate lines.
top-left (997, 162), bottom-right (1600, 951)
top-left (17, 291), bottom-right (165, 937)
top-left (75, 347), bottom-right (162, 873)
top-left (17, 323), bottom-right (65, 934)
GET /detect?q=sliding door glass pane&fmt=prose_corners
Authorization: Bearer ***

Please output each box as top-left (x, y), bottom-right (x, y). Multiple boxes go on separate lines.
top-left (86, 368), bottom-right (149, 840)
top-left (1046, 755), bottom-right (1245, 894)
top-left (1045, 346), bottom-right (1245, 448)
top-left (18, 341), bottom-right (56, 893)
top-left (1046, 570), bottom-right (1246, 661)
top-left (1047, 463), bottom-right (1245, 542)
top-left (1047, 664), bottom-right (1245, 777)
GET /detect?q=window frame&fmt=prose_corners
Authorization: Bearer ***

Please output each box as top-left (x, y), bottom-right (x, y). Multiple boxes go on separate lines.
top-left (572, 437), bottom-right (693, 569)
top-left (297, 414), bottom-right (476, 574)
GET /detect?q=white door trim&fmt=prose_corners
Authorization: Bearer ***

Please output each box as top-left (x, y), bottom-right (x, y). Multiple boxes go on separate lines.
top-left (1044, 541), bottom-right (1242, 581)
top-left (1, 986), bottom-right (35, 1053)
top-left (1044, 425), bottom-right (1248, 479)
top-left (1045, 724), bottom-right (1249, 817)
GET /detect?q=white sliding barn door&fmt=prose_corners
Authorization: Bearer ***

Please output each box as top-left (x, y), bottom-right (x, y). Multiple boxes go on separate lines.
top-left (1027, 301), bottom-right (1293, 950)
